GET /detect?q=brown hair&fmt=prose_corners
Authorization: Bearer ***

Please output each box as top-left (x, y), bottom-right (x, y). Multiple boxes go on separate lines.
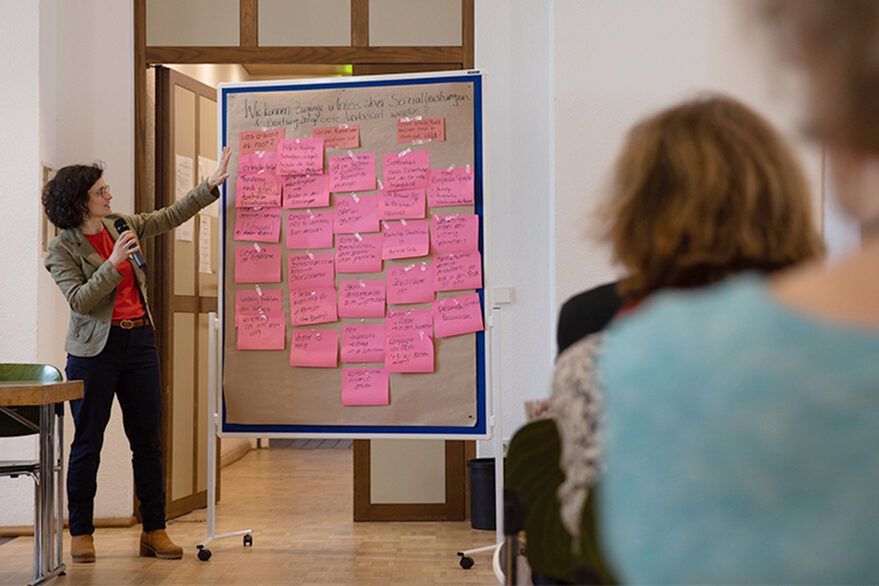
top-left (762, 0), bottom-right (879, 154)
top-left (604, 95), bottom-right (823, 298)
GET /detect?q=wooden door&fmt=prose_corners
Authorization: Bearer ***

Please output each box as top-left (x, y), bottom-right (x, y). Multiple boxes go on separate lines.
top-left (154, 66), bottom-right (220, 519)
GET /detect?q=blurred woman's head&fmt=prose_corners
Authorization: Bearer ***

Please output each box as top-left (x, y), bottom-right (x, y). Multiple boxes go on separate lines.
top-left (605, 95), bottom-right (823, 299)
top-left (763, 0), bottom-right (879, 227)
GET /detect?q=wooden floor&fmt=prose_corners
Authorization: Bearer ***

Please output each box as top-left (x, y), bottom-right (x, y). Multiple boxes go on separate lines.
top-left (0, 448), bottom-right (497, 585)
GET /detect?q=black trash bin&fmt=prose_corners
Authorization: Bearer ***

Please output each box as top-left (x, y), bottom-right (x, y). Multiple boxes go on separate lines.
top-left (467, 458), bottom-right (499, 530)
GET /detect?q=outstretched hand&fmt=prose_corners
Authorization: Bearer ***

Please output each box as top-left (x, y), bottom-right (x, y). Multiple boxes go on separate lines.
top-left (207, 146), bottom-right (232, 190)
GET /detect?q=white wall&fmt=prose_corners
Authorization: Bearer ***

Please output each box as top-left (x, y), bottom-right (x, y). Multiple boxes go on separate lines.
top-left (554, 0), bottom-right (823, 308)
top-left (0, 0), bottom-right (44, 527)
top-left (475, 0), bottom-right (556, 452)
top-left (0, 0), bottom-right (136, 528)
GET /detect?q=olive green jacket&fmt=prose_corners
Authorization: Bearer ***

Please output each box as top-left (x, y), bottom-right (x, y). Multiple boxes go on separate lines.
top-left (44, 181), bottom-right (219, 357)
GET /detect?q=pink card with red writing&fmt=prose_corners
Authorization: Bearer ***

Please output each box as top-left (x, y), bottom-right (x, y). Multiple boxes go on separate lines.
top-left (335, 233), bottom-right (383, 273)
top-left (427, 167), bottom-right (474, 207)
top-left (333, 194), bottom-right (380, 234)
top-left (286, 210), bottom-right (333, 249)
top-left (238, 151), bottom-right (278, 175)
top-left (387, 264), bottom-right (434, 304)
top-left (290, 329), bottom-right (338, 368)
top-left (235, 245), bottom-right (281, 283)
top-left (283, 174), bottom-right (330, 209)
top-left (340, 324), bottom-right (386, 363)
top-left (433, 251), bottom-right (482, 291)
top-left (289, 287), bottom-right (338, 326)
top-left (237, 314), bottom-right (286, 350)
top-left (329, 153), bottom-right (376, 192)
top-left (287, 252), bottom-right (335, 290)
top-left (338, 280), bottom-right (386, 318)
top-left (431, 214), bottom-right (479, 253)
top-left (234, 207), bottom-right (282, 242)
top-left (313, 125), bottom-right (360, 149)
top-left (381, 219), bottom-right (429, 260)
top-left (386, 331), bottom-right (434, 373)
top-left (382, 150), bottom-right (430, 190)
top-left (379, 186), bottom-right (425, 220)
top-left (239, 129), bottom-right (284, 155)
top-left (277, 137), bottom-right (324, 176)
top-left (433, 293), bottom-right (484, 338)
top-left (387, 308), bottom-right (433, 337)
top-left (341, 368), bottom-right (389, 405)
top-left (235, 288), bottom-right (283, 326)
top-left (236, 172), bottom-right (282, 207)
top-left (397, 117), bottom-right (445, 143)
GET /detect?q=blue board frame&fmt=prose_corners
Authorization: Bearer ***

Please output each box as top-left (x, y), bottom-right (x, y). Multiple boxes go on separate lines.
top-left (217, 71), bottom-right (487, 439)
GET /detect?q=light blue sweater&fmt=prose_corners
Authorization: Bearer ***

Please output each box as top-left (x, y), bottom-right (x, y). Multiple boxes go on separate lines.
top-left (600, 275), bottom-right (879, 584)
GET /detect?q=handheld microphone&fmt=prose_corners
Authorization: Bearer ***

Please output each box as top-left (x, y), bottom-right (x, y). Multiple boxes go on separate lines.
top-left (113, 218), bottom-right (148, 274)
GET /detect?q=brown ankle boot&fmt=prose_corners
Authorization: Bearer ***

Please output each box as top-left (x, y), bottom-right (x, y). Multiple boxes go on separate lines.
top-left (139, 529), bottom-right (183, 559)
top-left (71, 534), bottom-right (96, 563)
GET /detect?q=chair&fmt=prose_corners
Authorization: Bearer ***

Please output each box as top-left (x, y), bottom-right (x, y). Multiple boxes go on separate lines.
top-left (0, 363), bottom-right (65, 583)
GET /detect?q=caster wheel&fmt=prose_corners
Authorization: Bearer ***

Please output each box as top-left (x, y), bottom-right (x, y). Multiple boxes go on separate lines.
top-left (197, 547), bottom-right (212, 561)
top-left (459, 556), bottom-right (474, 569)
top-left (243, 534), bottom-right (253, 547)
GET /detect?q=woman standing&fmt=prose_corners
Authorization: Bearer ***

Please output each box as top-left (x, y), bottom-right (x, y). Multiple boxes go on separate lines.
top-left (42, 146), bottom-right (231, 562)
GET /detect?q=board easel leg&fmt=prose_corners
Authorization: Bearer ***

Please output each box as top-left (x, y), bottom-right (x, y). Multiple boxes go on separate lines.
top-left (197, 313), bottom-right (253, 562)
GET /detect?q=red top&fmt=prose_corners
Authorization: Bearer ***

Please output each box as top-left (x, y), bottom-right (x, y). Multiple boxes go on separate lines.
top-left (84, 228), bottom-right (146, 320)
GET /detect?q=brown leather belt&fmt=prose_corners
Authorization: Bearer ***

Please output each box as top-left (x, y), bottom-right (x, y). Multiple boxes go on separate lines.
top-left (111, 317), bottom-right (150, 329)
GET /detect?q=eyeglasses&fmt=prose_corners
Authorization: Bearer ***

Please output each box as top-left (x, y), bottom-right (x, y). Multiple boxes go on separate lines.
top-left (93, 185), bottom-right (111, 198)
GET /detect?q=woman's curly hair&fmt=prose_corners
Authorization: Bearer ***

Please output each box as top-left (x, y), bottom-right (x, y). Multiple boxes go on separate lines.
top-left (42, 164), bottom-right (104, 229)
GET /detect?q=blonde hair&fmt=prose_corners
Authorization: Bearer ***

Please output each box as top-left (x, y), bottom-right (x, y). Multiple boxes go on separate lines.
top-left (605, 95), bottom-right (823, 298)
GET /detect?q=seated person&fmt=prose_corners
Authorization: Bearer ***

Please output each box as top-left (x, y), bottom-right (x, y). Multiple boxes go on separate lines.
top-left (599, 2), bottom-right (879, 583)
top-left (507, 94), bottom-right (822, 584)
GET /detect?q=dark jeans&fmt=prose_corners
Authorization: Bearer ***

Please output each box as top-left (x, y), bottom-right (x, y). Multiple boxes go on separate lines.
top-left (65, 325), bottom-right (166, 535)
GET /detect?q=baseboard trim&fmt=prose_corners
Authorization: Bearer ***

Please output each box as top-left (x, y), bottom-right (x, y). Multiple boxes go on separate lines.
top-left (221, 442), bottom-right (252, 468)
top-left (0, 516), bottom-right (137, 537)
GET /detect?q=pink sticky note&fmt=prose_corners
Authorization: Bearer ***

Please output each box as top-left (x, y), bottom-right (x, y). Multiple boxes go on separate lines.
top-left (234, 207), bottom-right (282, 242)
top-left (381, 219), bottom-right (429, 260)
top-left (289, 287), bottom-right (338, 326)
top-left (236, 172), bottom-right (282, 207)
top-left (386, 331), bottom-right (435, 373)
top-left (338, 280), bottom-right (386, 318)
top-left (433, 293), bottom-right (484, 338)
top-left (329, 153), bottom-right (376, 192)
top-left (335, 233), bottom-right (383, 273)
top-left (431, 214), bottom-right (479, 253)
top-left (397, 118), bottom-right (445, 143)
top-left (333, 195), bottom-right (380, 234)
top-left (387, 308), bottom-right (433, 337)
top-left (235, 288), bottom-right (283, 326)
top-left (277, 137), bottom-right (324, 176)
top-left (287, 252), bottom-right (335, 290)
top-left (340, 324), bottom-right (386, 363)
top-left (286, 210), bottom-right (333, 249)
top-left (235, 245), bottom-right (282, 283)
top-left (382, 150), bottom-right (430, 191)
top-left (290, 329), bottom-right (338, 368)
top-left (313, 125), bottom-right (360, 149)
top-left (238, 152), bottom-right (278, 175)
top-left (427, 167), bottom-right (474, 207)
top-left (433, 251), bottom-right (483, 291)
top-left (237, 314), bottom-right (286, 350)
top-left (341, 368), bottom-right (389, 405)
top-left (379, 186), bottom-right (425, 220)
top-left (387, 264), bottom-right (435, 304)
top-left (239, 129), bottom-right (284, 155)
top-left (283, 174), bottom-right (330, 209)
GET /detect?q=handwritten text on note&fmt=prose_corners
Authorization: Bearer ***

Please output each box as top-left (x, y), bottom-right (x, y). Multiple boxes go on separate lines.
top-left (239, 128), bottom-right (284, 154)
top-left (234, 207), bottom-right (282, 242)
top-left (237, 172), bottom-right (282, 207)
top-left (290, 329), bottom-right (338, 368)
top-left (335, 233), bottom-right (383, 273)
top-left (397, 117), bottom-right (445, 143)
top-left (340, 324), bottom-right (386, 363)
top-left (333, 195), bottom-right (380, 234)
top-left (431, 214), bottom-right (479, 253)
top-left (382, 150), bottom-right (430, 191)
top-left (329, 153), bottom-right (376, 192)
top-left (338, 280), bottom-right (386, 318)
top-left (286, 210), bottom-right (333, 249)
top-left (289, 288), bottom-right (338, 326)
top-left (427, 166), bottom-right (474, 207)
top-left (277, 137), bottom-right (324, 176)
top-left (283, 173), bottom-right (330, 209)
top-left (312, 125), bottom-right (360, 149)
top-left (386, 331), bottom-right (434, 373)
top-left (235, 245), bottom-right (281, 283)
top-left (433, 293), bottom-right (484, 338)
top-left (380, 186), bottom-right (425, 220)
top-left (287, 252), bottom-right (335, 290)
top-left (387, 264), bottom-right (434, 304)
top-left (342, 368), bottom-right (389, 405)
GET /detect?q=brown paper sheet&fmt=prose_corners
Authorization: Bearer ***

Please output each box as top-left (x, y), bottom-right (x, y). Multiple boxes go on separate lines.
top-left (222, 79), bottom-right (481, 429)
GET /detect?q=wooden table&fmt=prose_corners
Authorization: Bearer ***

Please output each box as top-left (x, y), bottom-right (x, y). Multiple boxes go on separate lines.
top-left (1, 380), bottom-right (83, 585)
